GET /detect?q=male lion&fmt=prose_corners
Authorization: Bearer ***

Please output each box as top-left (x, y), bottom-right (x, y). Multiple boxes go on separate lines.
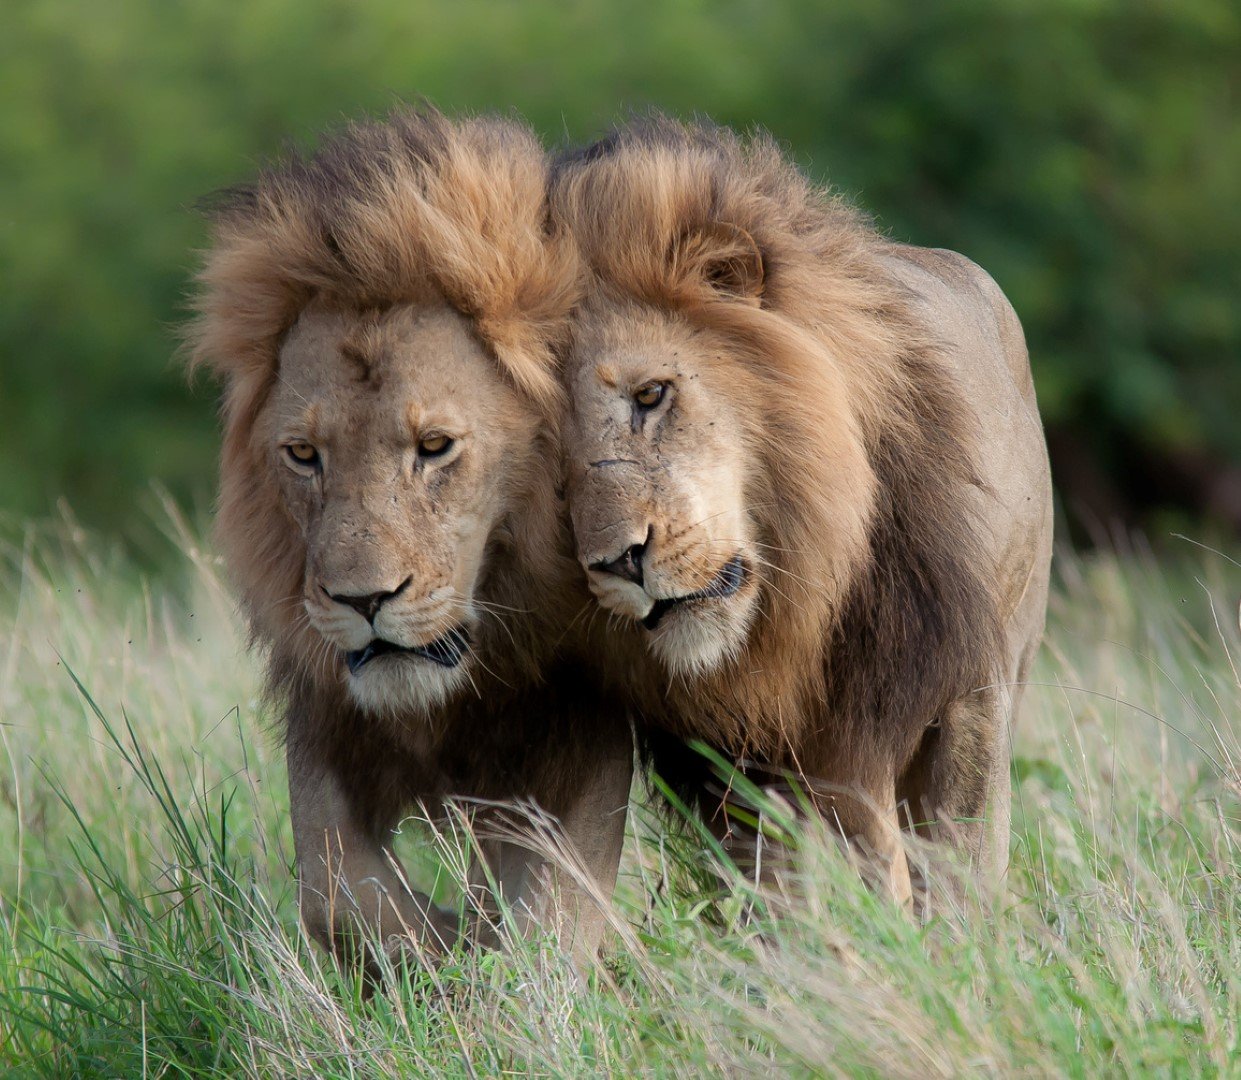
top-left (551, 118), bottom-right (1052, 903)
top-left (189, 109), bottom-right (632, 971)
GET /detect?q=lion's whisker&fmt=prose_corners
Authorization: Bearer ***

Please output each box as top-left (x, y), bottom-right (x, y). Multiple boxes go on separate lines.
top-left (551, 598), bottom-right (598, 651)
top-left (464, 649), bottom-right (513, 693)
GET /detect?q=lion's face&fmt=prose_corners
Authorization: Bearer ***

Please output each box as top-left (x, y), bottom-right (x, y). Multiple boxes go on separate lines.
top-left (260, 302), bottom-right (539, 714)
top-left (565, 301), bottom-right (763, 677)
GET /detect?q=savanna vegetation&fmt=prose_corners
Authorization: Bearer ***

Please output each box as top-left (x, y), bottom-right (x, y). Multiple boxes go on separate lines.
top-left (0, 521), bottom-right (1236, 1075)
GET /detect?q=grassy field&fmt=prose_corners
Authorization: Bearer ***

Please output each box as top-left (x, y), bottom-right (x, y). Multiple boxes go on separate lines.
top-left (0, 513), bottom-right (1237, 1076)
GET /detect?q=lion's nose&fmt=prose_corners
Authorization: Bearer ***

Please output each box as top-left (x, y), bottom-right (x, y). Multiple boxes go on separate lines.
top-left (325, 576), bottom-right (411, 623)
top-left (589, 534), bottom-right (648, 587)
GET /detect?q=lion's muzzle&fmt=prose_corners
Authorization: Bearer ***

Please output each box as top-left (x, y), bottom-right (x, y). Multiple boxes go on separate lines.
top-left (641, 553), bottom-right (747, 630)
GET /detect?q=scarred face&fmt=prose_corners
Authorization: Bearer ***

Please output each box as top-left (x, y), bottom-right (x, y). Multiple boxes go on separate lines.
top-left (564, 300), bottom-right (764, 677)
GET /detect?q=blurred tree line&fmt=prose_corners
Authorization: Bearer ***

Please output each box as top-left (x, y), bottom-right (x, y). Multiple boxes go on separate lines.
top-left (3, 0), bottom-right (1238, 549)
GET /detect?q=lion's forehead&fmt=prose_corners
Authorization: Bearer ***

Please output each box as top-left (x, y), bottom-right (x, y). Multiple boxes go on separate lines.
top-left (571, 300), bottom-right (684, 360)
top-left (272, 304), bottom-right (519, 441)
top-left (568, 317), bottom-right (695, 415)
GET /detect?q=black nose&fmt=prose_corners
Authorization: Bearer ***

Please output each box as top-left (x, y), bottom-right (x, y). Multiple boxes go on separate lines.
top-left (589, 538), bottom-right (647, 587)
top-left (326, 577), bottom-right (411, 622)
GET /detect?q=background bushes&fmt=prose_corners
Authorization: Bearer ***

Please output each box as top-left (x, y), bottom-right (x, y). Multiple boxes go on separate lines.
top-left (3, 0), bottom-right (1238, 543)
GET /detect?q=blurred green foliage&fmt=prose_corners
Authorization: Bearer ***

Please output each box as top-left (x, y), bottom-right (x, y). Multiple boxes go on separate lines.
top-left (2, 0), bottom-right (1239, 538)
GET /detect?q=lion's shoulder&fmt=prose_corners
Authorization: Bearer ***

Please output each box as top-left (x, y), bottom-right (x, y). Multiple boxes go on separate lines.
top-left (881, 245), bottom-right (1036, 402)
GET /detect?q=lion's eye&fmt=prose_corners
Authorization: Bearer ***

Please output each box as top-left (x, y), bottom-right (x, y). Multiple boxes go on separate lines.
top-left (633, 382), bottom-right (667, 409)
top-left (285, 442), bottom-right (320, 469)
top-left (419, 433), bottom-right (453, 457)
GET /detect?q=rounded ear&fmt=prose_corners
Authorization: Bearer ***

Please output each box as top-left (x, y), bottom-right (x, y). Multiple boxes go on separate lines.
top-left (672, 221), bottom-right (765, 300)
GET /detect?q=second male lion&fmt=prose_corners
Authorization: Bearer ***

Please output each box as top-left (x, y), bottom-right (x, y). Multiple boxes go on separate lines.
top-left (190, 108), bottom-right (632, 972)
top-left (551, 118), bottom-right (1052, 902)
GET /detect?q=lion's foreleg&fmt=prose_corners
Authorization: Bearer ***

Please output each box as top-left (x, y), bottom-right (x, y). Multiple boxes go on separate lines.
top-left (467, 739), bottom-right (633, 972)
top-left (821, 778), bottom-right (914, 910)
top-left (897, 686), bottom-right (1014, 907)
top-left (703, 769), bottom-right (913, 910)
top-left (287, 743), bottom-right (458, 972)
top-left (550, 737), bottom-right (633, 967)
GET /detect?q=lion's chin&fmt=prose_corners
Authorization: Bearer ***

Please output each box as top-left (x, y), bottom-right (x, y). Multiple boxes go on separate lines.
top-left (343, 654), bottom-right (471, 716)
top-left (646, 600), bottom-right (753, 679)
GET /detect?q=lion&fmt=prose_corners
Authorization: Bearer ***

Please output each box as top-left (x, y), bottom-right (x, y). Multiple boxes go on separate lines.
top-left (188, 108), bottom-right (632, 973)
top-left (550, 117), bottom-right (1053, 903)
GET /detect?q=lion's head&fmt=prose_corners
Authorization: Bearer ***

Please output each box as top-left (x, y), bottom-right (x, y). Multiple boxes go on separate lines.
top-left (191, 109), bottom-right (579, 718)
top-left (254, 302), bottom-right (552, 713)
top-left (551, 119), bottom-right (996, 762)
top-left (551, 122), bottom-right (889, 681)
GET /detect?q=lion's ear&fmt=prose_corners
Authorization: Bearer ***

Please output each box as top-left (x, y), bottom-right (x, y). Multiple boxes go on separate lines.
top-left (673, 221), bottom-right (765, 301)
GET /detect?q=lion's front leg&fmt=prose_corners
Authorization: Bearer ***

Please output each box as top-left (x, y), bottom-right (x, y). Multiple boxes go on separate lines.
top-left (813, 775), bottom-right (914, 910)
top-left (287, 743), bottom-right (458, 972)
top-left (467, 736), bottom-right (633, 972)
top-left (705, 767), bottom-right (913, 911)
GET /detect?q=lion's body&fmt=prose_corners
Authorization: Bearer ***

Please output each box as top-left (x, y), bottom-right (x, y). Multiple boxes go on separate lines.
top-left (553, 119), bottom-right (1052, 894)
top-left (191, 109), bottom-right (631, 971)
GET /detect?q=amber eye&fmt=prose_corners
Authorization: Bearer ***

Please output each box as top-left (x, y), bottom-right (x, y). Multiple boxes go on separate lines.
top-left (285, 442), bottom-right (320, 468)
top-left (633, 381), bottom-right (667, 409)
top-left (419, 433), bottom-right (453, 457)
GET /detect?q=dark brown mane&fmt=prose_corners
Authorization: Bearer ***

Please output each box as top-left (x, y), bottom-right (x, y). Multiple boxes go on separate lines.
top-left (553, 116), bottom-right (1002, 801)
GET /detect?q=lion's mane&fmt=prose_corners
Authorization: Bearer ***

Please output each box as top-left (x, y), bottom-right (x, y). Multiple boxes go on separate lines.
top-left (553, 118), bottom-right (1002, 794)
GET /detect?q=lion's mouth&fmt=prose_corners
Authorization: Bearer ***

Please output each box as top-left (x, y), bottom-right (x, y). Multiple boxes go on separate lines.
top-left (345, 626), bottom-right (471, 675)
top-left (642, 554), bottom-right (747, 631)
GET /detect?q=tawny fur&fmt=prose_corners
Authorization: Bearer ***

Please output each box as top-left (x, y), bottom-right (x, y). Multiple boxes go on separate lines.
top-left (552, 117), bottom-right (1052, 881)
top-left (188, 108), bottom-right (581, 692)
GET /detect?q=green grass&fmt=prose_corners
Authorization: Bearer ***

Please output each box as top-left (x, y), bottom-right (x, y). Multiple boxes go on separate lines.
top-left (0, 514), bottom-right (1237, 1076)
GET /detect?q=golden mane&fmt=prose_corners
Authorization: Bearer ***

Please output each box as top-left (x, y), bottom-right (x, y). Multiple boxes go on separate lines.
top-left (189, 105), bottom-right (579, 415)
top-left (553, 117), bottom-right (1002, 787)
